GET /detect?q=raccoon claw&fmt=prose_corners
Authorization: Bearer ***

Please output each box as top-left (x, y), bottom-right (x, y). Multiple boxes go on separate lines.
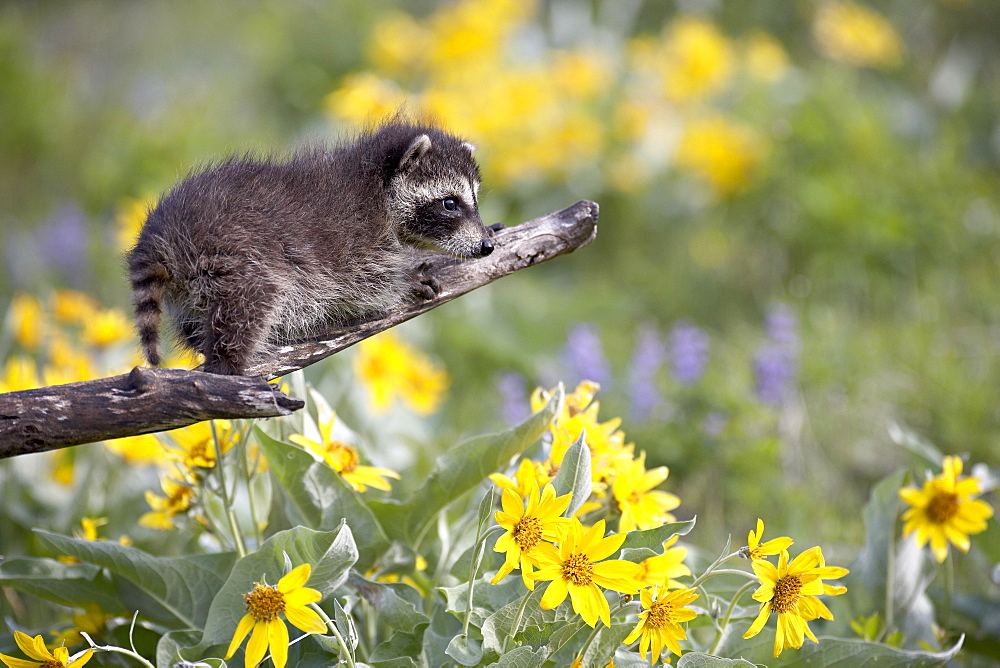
top-left (411, 266), bottom-right (441, 301)
top-left (487, 222), bottom-right (505, 235)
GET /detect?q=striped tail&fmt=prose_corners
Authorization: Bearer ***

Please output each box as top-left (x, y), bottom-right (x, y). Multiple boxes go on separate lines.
top-left (128, 252), bottom-right (169, 367)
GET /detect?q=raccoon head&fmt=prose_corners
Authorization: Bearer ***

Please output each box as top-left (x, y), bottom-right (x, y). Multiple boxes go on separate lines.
top-left (387, 128), bottom-right (494, 259)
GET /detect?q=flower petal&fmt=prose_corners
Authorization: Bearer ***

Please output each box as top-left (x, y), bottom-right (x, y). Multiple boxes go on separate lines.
top-left (245, 619), bottom-right (271, 667)
top-left (268, 618), bottom-right (289, 668)
top-left (66, 649), bottom-right (95, 668)
top-left (283, 586), bottom-right (323, 608)
top-left (540, 577), bottom-right (569, 610)
top-left (286, 602), bottom-right (328, 635)
top-left (225, 614), bottom-right (256, 659)
top-left (278, 563), bottom-right (312, 593)
top-left (0, 652), bottom-right (41, 668)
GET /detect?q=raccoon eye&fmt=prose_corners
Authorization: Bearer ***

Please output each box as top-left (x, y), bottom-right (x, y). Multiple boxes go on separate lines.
top-left (442, 197), bottom-right (459, 212)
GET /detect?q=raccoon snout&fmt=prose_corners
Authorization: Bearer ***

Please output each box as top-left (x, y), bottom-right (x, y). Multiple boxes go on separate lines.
top-left (479, 238), bottom-right (495, 257)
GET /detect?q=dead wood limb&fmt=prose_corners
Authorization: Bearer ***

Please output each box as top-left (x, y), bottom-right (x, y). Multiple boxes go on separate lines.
top-left (0, 200), bottom-right (598, 457)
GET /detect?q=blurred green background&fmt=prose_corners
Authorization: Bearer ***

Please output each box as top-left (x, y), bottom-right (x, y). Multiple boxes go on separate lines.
top-left (1, 0), bottom-right (998, 562)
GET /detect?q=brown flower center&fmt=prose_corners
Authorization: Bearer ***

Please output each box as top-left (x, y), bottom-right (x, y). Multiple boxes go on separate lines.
top-left (512, 516), bottom-right (543, 551)
top-left (645, 600), bottom-right (676, 628)
top-left (561, 553), bottom-right (595, 586)
top-left (926, 492), bottom-right (960, 524)
top-left (41, 661), bottom-right (64, 668)
top-left (244, 583), bottom-right (286, 622)
top-left (771, 574), bottom-right (802, 614)
top-left (326, 442), bottom-right (359, 474)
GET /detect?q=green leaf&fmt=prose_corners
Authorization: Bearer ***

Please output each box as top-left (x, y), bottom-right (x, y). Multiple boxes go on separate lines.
top-left (887, 422), bottom-right (943, 469)
top-left (576, 622), bottom-right (632, 668)
top-left (551, 430), bottom-right (591, 518)
top-left (202, 524), bottom-right (358, 646)
top-left (676, 653), bottom-right (757, 667)
top-left (619, 518), bottom-right (697, 559)
top-left (445, 634), bottom-right (484, 666)
top-left (379, 385), bottom-right (563, 542)
top-left (254, 425), bottom-right (390, 569)
top-left (0, 557), bottom-right (123, 613)
top-left (155, 629), bottom-right (225, 668)
top-left (368, 623), bottom-right (429, 667)
top-left (334, 597), bottom-right (359, 654)
top-left (34, 530), bottom-right (235, 629)
top-left (346, 572), bottom-right (429, 635)
top-left (487, 645), bottom-right (549, 667)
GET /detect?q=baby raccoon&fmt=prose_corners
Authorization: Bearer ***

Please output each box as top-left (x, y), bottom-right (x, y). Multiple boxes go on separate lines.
top-left (127, 121), bottom-right (494, 375)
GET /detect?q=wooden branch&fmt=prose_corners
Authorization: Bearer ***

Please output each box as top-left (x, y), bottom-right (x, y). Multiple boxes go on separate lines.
top-left (0, 200), bottom-right (599, 457)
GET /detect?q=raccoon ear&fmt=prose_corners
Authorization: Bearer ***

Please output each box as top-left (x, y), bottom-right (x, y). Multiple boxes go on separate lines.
top-left (399, 134), bottom-right (432, 172)
top-left (462, 141), bottom-right (477, 155)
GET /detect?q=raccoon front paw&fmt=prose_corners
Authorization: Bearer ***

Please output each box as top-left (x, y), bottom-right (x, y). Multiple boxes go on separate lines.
top-left (410, 264), bottom-right (441, 301)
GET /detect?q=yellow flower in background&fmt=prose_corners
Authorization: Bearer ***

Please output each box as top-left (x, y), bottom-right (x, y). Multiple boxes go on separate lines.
top-left (104, 432), bottom-right (168, 466)
top-left (115, 195), bottom-right (154, 252)
top-left (637, 535), bottom-right (692, 589)
top-left (0, 631), bottom-right (92, 668)
top-left (742, 518), bottom-right (794, 561)
top-left (290, 414), bottom-right (400, 492)
top-left (52, 289), bottom-right (98, 326)
top-left (225, 563), bottom-right (326, 668)
top-left (531, 518), bottom-right (643, 628)
top-left (489, 457), bottom-right (543, 499)
top-left (8, 293), bottom-right (45, 350)
top-left (743, 546), bottom-right (849, 657)
top-left (49, 604), bottom-right (108, 648)
top-left (623, 586), bottom-right (699, 663)
top-left (140, 476), bottom-right (194, 530)
top-left (162, 420), bottom-right (235, 471)
top-left (744, 31), bottom-right (790, 82)
top-left (899, 455), bottom-right (994, 563)
top-left (0, 356), bottom-right (40, 393)
top-left (612, 451), bottom-right (681, 532)
top-left (80, 308), bottom-right (132, 348)
top-left (491, 480), bottom-right (572, 590)
top-left (324, 73), bottom-right (411, 127)
top-left (813, 1), bottom-right (903, 69)
top-left (651, 17), bottom-right (733, 103)
top-left (354, 330), bottom-right (448, 415)
top-left (677, 115), bottom-right (764, 195)
top-left (366, 11), bottom-right (431, 76)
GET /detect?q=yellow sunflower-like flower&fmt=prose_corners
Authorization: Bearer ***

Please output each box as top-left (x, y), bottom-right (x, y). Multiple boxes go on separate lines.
top-left (488, 457), bottom-right (545, 499)
top-left (623, 586), bottom-right (699, 663)
top-left (139, 476), bottom-right (194, 530)
top-left (289, 415), bottom-right (400, 493)
top-left (531, 518), bottom-right (643, 627)
top-left (491, 480), bottom-right (572, 590)
top-left (161, 420), bottom-right (235, 472)
top-left (743, 547), bottom-right (849, 657)
top-left (899, 455), bottom-right (994, 563)
top-left (740, 518), bottom-right (794, 561)
top-left (354, 331), bottom-right (448, 415)
top-left (0, 631), bottom-right (93, 668)
top-left (225, 563), bottom-right (327, 668)
top-left (49, 604), bottom-right (108, 648)
top-left (637, 535), bottom-right (692, 589)
top-left (612, 451), bottom-right (680, 532)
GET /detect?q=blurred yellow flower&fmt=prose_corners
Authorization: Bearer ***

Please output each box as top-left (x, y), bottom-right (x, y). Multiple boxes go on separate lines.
top-left (637, 535), bottom-right (692, 589)
top-left (354, 331), bottom-right (448, 415)
top-left (0, 631), bottom-right (93, 668)
top-left (8, 293), bottom-right (45, 350)
top-left (744, 31), bottom-right (790, 82)
top-left (677, 115), bottom-right (764, 195)
top-left (612, 451), bottom-right (681, 532)
top-left (52, 289), bottom-right (98, 326)
top-left (289, 414), bottom-right (400, 493)
top-left (162, 420), bottom-right (235, 471)
top-left (225, 563), bottom-right (326, 668)
top-left (741, 518), bottom-right (794, 562)
top-left (491, 479), bottom-right (572, 590)
top-left (550, 50), bottom-right (612, 99)
top-left (489, 457), bottom-right (542, 499)
top-left (140, 476), bottom-right (194, 530)
top-left (324, 73), bottom-right (411, 127)
top-left (623, 586), bottom-right (699, 663)
top-left (115, 195), bottom-right (155, 252)
top-left (49, 604), bottom-right (108, 648)
top-left (80, 308), bottom-right (132, 348)
top-left (45, 336), bottom-right (96, 385)
top-left (366, 11), bottom-right (431, 76)
top-left (0, 355), bottom-right (40, 393)
top-left (813, 1), bottom-right (903, 69)
top-left (899, 455), bottom-right (994, 562)
top-left (104, 433), bottom-right (169, 466)
top-left (651, 17), bottom-right (733, 103)
top-left (743, 546), bottom-right (849, 657)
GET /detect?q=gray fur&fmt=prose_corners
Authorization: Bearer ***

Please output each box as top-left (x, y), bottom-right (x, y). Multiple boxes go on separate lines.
top-left (127, 120), bottom-right (492, 375)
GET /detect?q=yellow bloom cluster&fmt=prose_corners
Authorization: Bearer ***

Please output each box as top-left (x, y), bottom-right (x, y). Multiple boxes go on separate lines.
top-left (353, 330), bottom-right (448, 415)
top-left (324, 1), bottom-right (795, 197)
top-left (813, 1), bottom-right (903, 69)
top-left (289, 413), bottom-right (401, 493)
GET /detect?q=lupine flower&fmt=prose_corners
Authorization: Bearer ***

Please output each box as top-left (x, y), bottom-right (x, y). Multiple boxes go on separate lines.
top-left (491, 480), bottom-right (572, 590)
top-left (290, 414), bottom-right (400, 493)
top-left (0, 631), bottom-right (92, 668)
top-left (899, 455), bottom-right (994, 562)
top-left (225, 564), bottom-right (326, 668)
top-left (531, 518), bottom-right (643, 627)
top-left (668, 321), bottom-right (709, 386)
top-left (623, 586), bottom-right (699, 663)
top-left (496, 371), bottom-right (530, 425)
top-left (743, 547), bottom-right (849, 657)
top-left (628, 326), bottom-right (665, 421)
top-left (753, 304), bottom-right (799, 405)
top-left (562, 323), bottom-right (611, 387)
top-left (740, 518), bottom-right (794, 561)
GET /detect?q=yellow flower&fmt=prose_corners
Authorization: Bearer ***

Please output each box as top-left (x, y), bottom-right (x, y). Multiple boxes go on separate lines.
top-left (744, 32), bottom-right (789, 82)
top-left (289, 414), bottom-right (400, 493)
top-left (52, 290), bottom-right (98, 326)
top-left (612, 451), bottom-right (680, 532)
top-left (651, 17), bottom-right (733, 103)
top-left (813, 1), bottom-right (903, 69)
top-left (104, 433), bottom-right (169, 466)
top-left (899, 455), bottom-right (994, 563)
top-left (677, 115), bottom-right (764, 196)
top-left (115, 195), bottom-right (155, 253)
top-left (743, 547), bottom-right (849, 657)
top-left (140, 476), bottom-right (194, 530)
top-left (354, 331), bottom-right (448, 415)
top-left (0, 631), bottom-right (93, 668)
top-left (8, 293), bottom-right (45, 350)
top-left (637, 535), bottom-right (692, 589)
top-left (80, 308), bottom-right (132, 348)
top-left (0, 355), bottom-right (41, 393)
top-left (489, 457), bottom-right (542, 499)
top-left (162, 420), bottom-right (235, 471)
top-left (49, 604), bottom-right (108, 648)
top-left (324, 73), bottom-right (411, 127)
top-left (491, 480), bottom-right (572, 590)
top-left (225, 563), bottom-right (327, 668)
top-left (623, 586), bottom-right (699, 663)
top-left (741, 518), bottom-right (794, 561)
top-left (531, 518), bottom-right (643, 627)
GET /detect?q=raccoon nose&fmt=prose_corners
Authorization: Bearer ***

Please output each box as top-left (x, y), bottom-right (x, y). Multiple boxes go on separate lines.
top-left (479, 239), bottom-right (494, 256)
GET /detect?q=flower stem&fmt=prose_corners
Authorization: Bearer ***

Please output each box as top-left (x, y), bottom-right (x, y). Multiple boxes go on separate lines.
top-left (943, 552), bottom-right (954, 630)
top-left (688, 544), bottom-right (742, 589)
top-left (579, 601), bottom-right (631, 663)
top-left (312, 602), bottom-right (356, 668)
top-left (211, 420), bottom-right (246, 559)
top-left (502, 588), bottom-right (535, 653)
top-left (689, 567), bottom-right (757, 588)
top-left (880, 532), bottom-right (896, 643)
top-left (708, 580), bottom-right (756, 655)
top-left (464, 525), bottom-right (504, 636)
top-left (80, 633), bottom-right (154, 668)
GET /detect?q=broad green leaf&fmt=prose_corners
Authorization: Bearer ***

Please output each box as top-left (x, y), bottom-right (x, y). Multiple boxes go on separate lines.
top-left (334, 597), bottom-right (359, 654)
top-left (488, 644), bottom-right (549, 667)
top-left (346, 572), bottom-right (428, 635)
top-left (254, 425), bottom-right (390, 569)
top-left (155, 629), bottom-right (225, 668)
top-left (619, 518), bottom-right (697, 558)
top-left (202, 524), bottom-right (358, 646)
top-left (480, 583), bottom-right (581, 656)
top-left (34, 530), bottom-right (235, 629)
top-left (445, 634), bottom-right (484, 666)
top-left (0, 557), bottom-right (123, 613)
top-left (368, 623), bottom-right (429, 667)
top-left (887, 422), bottom-right (942, 469)
top-left (553, 621), bottom-right (631, 668)
top-left (676, 653), bottom-right (757, 667)
top-left (379, 385), bottom-right (563, 541)
top-left (551, 430), bottom-right (591, 518)
top-left (440, 575), bottom-right (524, 620)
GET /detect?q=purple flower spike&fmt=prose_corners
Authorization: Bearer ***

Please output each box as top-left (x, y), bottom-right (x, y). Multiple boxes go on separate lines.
top-left (669, 321), bottom-right (710, 385)
top-left (563, 323), bottom-right (611, 387)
